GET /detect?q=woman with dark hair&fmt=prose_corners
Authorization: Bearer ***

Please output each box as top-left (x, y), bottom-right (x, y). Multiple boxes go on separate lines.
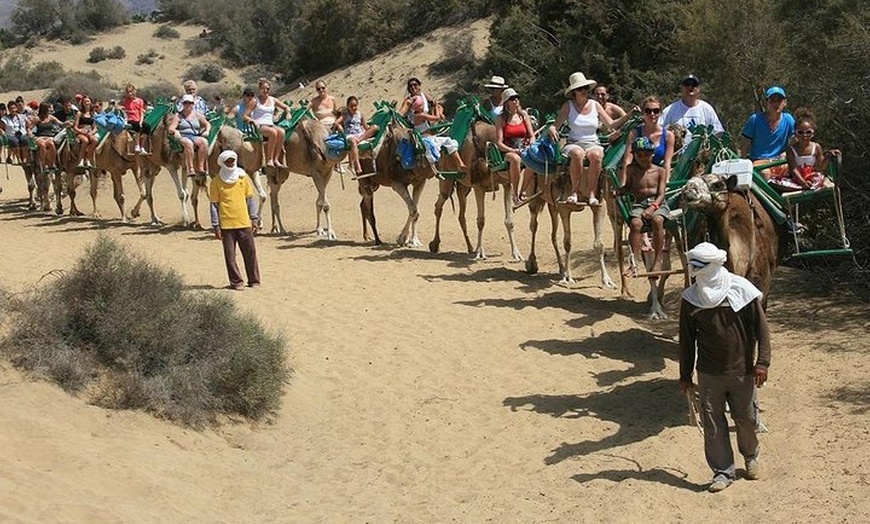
top-left (335, 95), bottom-right (379, 174)
top-left (33, 102), bottom-right (65, 171)
top-left (73, 95), bottom-right (99, 167)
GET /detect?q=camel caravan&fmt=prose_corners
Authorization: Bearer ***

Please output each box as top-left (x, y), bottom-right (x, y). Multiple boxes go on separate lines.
top-left (0, 72), bottom-right (853, 317)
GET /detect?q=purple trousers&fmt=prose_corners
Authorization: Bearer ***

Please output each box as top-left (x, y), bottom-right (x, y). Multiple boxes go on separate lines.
top-left (221, 227), bottom-right (260, 288)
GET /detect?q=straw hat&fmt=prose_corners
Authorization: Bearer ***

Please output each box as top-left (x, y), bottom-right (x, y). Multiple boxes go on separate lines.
top-left (484, 75), bottom-right (509, 89)
top-left (564, 72), bottom-right (597, 96)
top-left (502, 88), bottom-right (519, 100)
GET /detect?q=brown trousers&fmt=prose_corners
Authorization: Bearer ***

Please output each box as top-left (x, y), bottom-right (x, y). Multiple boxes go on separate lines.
top-left (221, 227), bottom-right (260, 287)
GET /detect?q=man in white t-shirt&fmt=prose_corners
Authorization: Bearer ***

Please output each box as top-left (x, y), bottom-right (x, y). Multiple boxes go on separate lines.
top-left (660, 74), bottom-right (724, 148)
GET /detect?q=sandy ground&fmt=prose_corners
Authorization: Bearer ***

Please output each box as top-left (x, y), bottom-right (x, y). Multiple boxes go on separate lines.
top-left (1, 16), bottom-right (869, 524)
top-left (0, 155), bottom-right (868, 524)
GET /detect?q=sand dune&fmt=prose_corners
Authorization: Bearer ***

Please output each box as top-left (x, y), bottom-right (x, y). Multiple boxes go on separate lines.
top-left (1, 17), bottom-right (869, 524)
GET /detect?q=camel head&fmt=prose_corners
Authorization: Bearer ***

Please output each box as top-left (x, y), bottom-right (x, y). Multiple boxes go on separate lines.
top-left (681, 174), bottom-right (731, 212)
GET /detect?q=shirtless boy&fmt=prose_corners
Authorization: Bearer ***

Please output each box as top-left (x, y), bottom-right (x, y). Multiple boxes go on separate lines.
top-left (616, 137), bottom-right (669, 276)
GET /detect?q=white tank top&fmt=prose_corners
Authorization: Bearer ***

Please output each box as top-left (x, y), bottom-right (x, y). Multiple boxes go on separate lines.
top-left (566, 99), bottom-right (600, 143)
top-left (412, 95), bottom-right (431, 133)
top-left (791, 143), bottom-right (817, 168)
top-left (251, 97), bottom-right (275, 126)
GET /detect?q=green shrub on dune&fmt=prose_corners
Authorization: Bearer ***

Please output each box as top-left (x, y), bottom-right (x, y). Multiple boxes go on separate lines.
top-left (0, 235), bottom-right (290, 427)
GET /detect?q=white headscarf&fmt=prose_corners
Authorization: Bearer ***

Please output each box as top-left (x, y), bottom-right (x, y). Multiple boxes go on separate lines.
top-left (682, 242), bottom-right (762, 312)
top-left (218, 150), bottom-right (244, 184)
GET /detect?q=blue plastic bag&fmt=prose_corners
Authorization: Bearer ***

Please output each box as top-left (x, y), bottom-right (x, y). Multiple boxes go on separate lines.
top-left (522, 136), bottom-right (558, 174)
top-left (325, 132), bottom-right (347, 159)
top-left (397, 138), bottom-right (416, 170)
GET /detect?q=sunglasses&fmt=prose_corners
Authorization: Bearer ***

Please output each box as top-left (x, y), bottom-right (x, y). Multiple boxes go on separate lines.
top-left (689, 259), bottom-right (709, 268)
top-left (186, 89), bottom-right (196, 93)
top-left (681, 81), bottom-right (699, 88)
top-left (316, 86), bottom-right (326, 91)
top-left (643, 107), bottom-right (662, 115)
top-left (796, 129), bottom-right (815, 136)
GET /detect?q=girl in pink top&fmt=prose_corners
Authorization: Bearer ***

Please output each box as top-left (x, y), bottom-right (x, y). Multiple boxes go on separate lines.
top-left (122, 83), bottom-right (149, 154)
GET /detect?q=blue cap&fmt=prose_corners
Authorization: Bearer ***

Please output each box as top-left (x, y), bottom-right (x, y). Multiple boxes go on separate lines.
top-left (632, 136), bottom-right (655, 152)
top-left (765, 86), bottom-right (787, 99)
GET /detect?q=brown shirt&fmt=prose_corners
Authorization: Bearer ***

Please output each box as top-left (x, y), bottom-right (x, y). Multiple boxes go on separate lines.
top-left (679, 297), bottom-right (771, 382)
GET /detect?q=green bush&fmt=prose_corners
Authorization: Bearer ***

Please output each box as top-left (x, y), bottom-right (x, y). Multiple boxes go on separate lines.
top-left (185, 62), bottom-right (225, 83)
top-left (87, 47), bottom-right (108, 63)
top-left (48, 71), bottom-right (113, 103)
top-left (137, 80), bottom-right (178, 104)
top-left (153, 24), bottom-right (181, 39)
top-left (186, 37), bottom-right (214, 57)
top-left (136, 49), bottom-right (159, 65)
top-left (107, 45), bottom-right (126, 59)
top-left (0, 236), bottom-right (290, 427)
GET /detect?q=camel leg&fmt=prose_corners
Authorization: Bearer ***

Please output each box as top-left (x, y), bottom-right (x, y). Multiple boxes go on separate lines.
top-left (129, 161), bottom-right (147, 220)
top-left (89, 169), bottom-right (100, 218)
top-left (472, 185), bottom-right (488, 259)
top-left (268, 174), bottom-right (286, 235)
top-left (111, 172), bottom-right (127, 223)
top-left (67, 172), bottom-right (85, 216)
top-left (456, 184), bottom-right (474, 254)
top-left (501, 182), bottom-right (523, 261)
top-left (53, 170), bottom-right (64, 215)
top-left (358, 182), bottom-right (382, 245)
top-left (547, 202), bottom-right (568, 281)
top-left (313, 172), bottom-right (335, 240)
top-left (166, 165), bottom-right (192, 227)
top-left (525, 197), bottom-right (543, 274)
top-left (393, 181), bottom-right (421, 247)
top-left (558, 207), bottom-right (575, 284)
top-left (249, 170), bottom-right (267, 230)
top-left (593, 204), bottom-right (616, 290)
top-left (407, 181), bottom-right (426, 248)
top-left (24, 166), bottom-right (37, 210)
top-left (144, 171), bottom-right (163, 226)
top-left (429, 179), bottom-right (452, 253)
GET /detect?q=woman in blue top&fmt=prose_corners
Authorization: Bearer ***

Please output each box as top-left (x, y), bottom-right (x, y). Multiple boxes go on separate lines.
top-left (739, 86), bottom-right (795, 179)
top-left (620, 95), bottom-right (675, 184)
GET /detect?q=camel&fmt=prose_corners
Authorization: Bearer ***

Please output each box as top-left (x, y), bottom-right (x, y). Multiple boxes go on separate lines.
top-left (428, 118), bottom-right (523, 261)
top-left (138, 112), bottom-right (267, 229)
top-left (88, 131), bottom-right (146, 221)
top-left (523, 164), bottom-right (617, 289)
top-left (260, 117), bottom-right (340, 237)
top-left (681, 173), bottom-right (784, 307)
top-left (358, 115), bottom-right (440, 247)
top-left (54, 135), bottom-right (89, 216)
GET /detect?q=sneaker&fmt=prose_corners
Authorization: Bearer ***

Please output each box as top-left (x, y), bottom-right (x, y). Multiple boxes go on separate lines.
top-left (588, 195), bottom-right (600, 206)
top-left (77, 159), bottom-right (85, 168)
top-left (133, 145), bottom-right (143, 154)
top-left (566, 192), bottom-right (579, 204)
top-left (708, 478), bottom-right (732, 493)
top-left (745, 457), bottom-right (760, 480)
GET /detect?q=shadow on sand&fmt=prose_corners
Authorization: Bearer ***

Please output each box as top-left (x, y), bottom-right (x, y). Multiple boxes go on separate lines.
top-left (504, 377), bottom-right (684, 465)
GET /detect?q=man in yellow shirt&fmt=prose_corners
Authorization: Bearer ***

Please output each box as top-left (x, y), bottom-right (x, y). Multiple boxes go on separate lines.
top-left (209, 150), bottom-right (260, 290)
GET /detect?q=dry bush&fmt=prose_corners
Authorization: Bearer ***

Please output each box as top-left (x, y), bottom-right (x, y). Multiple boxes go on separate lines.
top-left (153, 24), bottom-right (180, 39)
top-left (0, 236), bottom-right (290, 427)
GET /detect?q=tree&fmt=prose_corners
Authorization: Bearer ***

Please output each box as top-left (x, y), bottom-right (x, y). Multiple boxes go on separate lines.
top-left (10, 0), bottom-right (61, 37)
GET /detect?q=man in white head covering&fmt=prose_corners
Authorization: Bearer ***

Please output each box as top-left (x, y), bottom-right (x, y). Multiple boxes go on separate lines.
top-left (679, 242), bottom-right (771, 493)
top-left (209, 150), bottom-right (260, 290)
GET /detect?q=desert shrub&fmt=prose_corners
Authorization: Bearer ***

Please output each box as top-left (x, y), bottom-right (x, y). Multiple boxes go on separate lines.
top-left (185, 62), bottom-right (225, 83)
top-left (136, 49), bottom-right (159, 65)
top-left (107, 45), bottom-right (126, 59)
top-left (186, 37), bottom-right (214, 57)
top-left (48, 71), bottom-right (113, 102)
top-left (28, 60), bottom-right (66, 86)
top-left (137, 80), bottom-right (179, 104)
top-left (0, 236), bottom-right (290, 427)
top-left (153, 24), bottom-right (180, 39)
top-left (87, 46), bottom-right (108, 63)
top-left (75, 0), bottom-right (129, 32)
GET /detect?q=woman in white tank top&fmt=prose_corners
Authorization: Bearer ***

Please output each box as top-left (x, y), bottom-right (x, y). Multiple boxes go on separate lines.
top-left (243, 78), bottom-right (291, 168)
top-left (550, 72), bottom-right (635, 205)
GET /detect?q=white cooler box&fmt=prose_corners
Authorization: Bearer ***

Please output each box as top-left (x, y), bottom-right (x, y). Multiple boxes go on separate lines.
top-left (711, 158), bottom-right (753, 190)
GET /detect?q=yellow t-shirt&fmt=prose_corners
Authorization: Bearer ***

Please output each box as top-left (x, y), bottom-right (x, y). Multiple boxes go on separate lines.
top-left (209, 175), bottom-right (254, 229)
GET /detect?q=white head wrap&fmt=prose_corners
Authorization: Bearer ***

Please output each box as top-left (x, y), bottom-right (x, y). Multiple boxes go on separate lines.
top-left (218, 150), bottom-right (244, 184)
top-left (682, 242), bottom-right (762, 312)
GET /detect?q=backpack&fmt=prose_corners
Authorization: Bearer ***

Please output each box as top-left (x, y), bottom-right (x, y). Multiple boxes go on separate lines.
top-left (324, 132), bottom-right (347, 159)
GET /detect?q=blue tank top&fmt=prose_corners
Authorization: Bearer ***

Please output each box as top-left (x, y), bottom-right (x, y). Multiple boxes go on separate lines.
top-left (635, 124), bottom-right (668, 166)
